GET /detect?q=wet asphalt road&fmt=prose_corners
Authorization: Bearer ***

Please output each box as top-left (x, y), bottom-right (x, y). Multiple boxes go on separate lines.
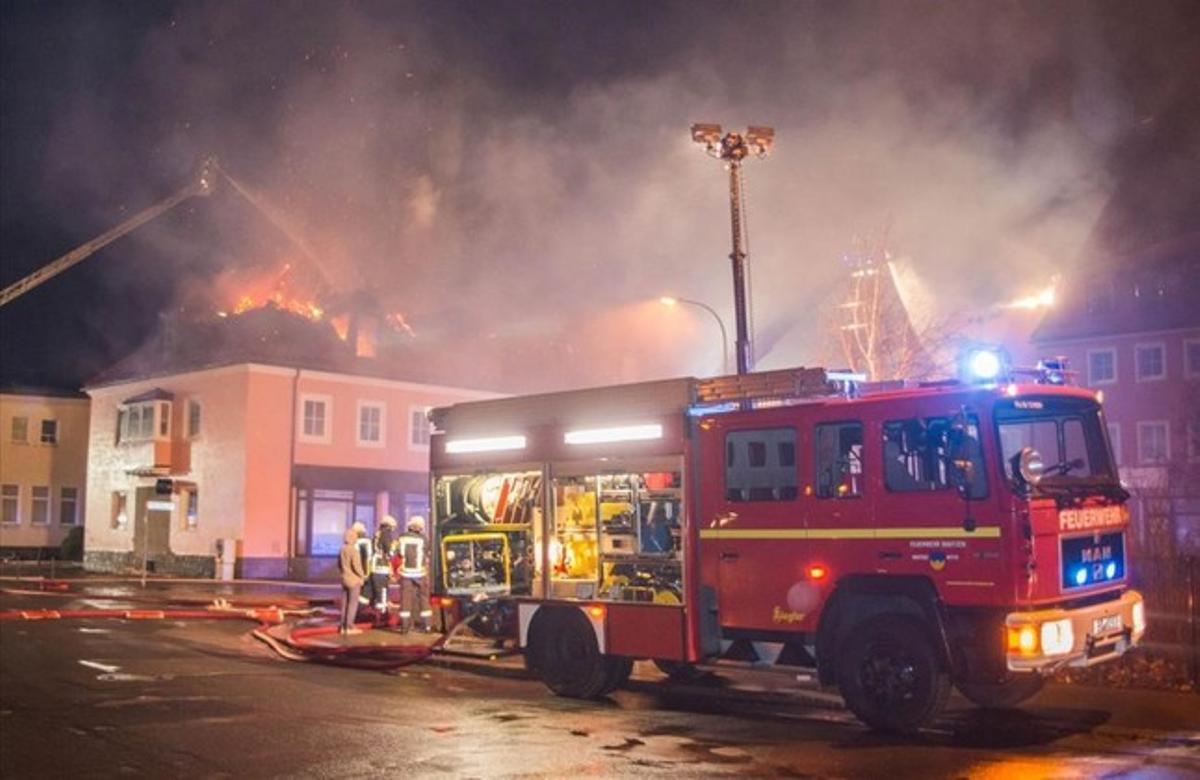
top-left (2, 580), bottom-right (1199, 779)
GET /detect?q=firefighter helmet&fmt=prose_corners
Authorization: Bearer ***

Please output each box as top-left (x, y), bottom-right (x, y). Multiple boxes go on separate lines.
top-left (407, 515), bottom-right (426, 533)
top-left (381, 514), bottom-right (398, 528)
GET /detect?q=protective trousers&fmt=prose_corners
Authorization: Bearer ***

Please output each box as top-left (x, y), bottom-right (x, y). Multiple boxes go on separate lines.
top-left (399, 576), bottom-right (431, 631)
top-left (370, 571), bottom-right (391, 610)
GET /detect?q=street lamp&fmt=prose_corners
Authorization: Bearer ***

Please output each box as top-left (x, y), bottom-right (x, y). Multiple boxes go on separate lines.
top-left (660, 296), bottom-right (729, 375)
top-left (691, 123), bottom-right (774, 375)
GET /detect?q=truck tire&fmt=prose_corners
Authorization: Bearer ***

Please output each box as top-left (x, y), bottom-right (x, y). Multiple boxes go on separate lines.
top-left (957, 674), bottom-right (1044, 709)
top-left (535, 608), bottom-right (624, 699)
top-left (836, 615), bottom-right (950, 734)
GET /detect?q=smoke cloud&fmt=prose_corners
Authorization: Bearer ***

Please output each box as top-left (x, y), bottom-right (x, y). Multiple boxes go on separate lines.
top-left (3, 0), bottom-right (1196, 389)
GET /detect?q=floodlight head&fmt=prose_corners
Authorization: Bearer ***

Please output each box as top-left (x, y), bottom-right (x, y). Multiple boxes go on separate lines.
top-left (746, 126), bottom-right (775, 156)
top-left (691, 123), bottom-right (723, 147)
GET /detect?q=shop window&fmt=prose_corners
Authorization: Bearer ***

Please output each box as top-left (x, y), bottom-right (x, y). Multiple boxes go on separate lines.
top-left (11, 416), bottom-right (28, 443)
top-left (40, 419), bottom-right (58, 445)
top-left (1, 485), bottom-right (18, 525)
top-left (725, 428), bottom-right (797, 502)
top-left (293, 488), bottom-right (383, 556)
top-left (60, 487), bottom-right (79, 526)
top-left (882, 415), bottom-right (986, 499)
top-left (1135, 343), bottom-right (1166, 381)
top-left (815, 422), bottom-right (863, 498)
top-left (30, 486), bottom-right (50, 525)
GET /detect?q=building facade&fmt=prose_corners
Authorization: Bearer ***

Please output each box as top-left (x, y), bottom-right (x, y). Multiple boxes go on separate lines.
top-left (1033, 238), bottom-right (1200, 554)
top-left (83, 363), bottom-right (497, 578)
top-left (0, 389), bottom-right (90, 557)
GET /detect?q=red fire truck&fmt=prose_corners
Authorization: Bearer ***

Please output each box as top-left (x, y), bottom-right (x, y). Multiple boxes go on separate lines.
top-left (427, 361), bottom-right (1145, 733)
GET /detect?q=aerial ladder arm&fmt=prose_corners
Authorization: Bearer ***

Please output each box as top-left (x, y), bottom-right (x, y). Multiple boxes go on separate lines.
top-left (0, 159), bottom-right (217, 307)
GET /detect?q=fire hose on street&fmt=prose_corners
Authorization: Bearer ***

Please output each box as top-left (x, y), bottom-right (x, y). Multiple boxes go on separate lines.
top-left (0, 587), bottom-right (446, 671)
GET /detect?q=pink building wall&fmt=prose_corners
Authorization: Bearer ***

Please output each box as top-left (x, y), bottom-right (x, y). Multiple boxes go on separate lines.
top-left (85, 363), bottom-right (498, 578)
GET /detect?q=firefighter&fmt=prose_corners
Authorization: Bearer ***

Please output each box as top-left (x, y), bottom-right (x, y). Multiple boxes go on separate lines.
top-left (371, 515), bottom-right (399, 615)
top-left (397, 516), bottom-right (431, 632)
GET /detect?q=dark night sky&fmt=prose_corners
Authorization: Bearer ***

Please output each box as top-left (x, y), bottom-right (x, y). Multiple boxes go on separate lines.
top-left (2, 0), bottom-right (1197, 390)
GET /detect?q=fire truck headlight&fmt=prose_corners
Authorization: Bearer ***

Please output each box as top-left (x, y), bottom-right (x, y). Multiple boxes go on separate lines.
top-left (966, 349), bottom-right (1003, 381)
top-left (1132, 600), bottom-right (1146, 634)
top-left (1040, 618), bottom-right (1074, 656)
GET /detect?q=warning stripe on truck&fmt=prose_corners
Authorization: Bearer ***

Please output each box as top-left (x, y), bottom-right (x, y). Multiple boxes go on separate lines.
top-left (699, 526), bottom-right (1001, 540)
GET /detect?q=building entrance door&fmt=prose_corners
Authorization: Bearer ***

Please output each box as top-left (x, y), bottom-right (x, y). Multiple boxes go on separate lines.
top-left (133, 486), bottom-right (172, 569)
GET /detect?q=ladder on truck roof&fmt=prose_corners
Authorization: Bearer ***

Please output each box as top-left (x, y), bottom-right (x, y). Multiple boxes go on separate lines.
top-left (691, 366), bottom-right (856, 408)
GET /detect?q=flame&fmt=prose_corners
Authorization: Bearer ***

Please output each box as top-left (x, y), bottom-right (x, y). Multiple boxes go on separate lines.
top-left (215, 261), bottom-right (330, 329)
top-left (385, 311), bottom-right (416, 337)
top-left (1003, 281), bottom-right (1057, 310)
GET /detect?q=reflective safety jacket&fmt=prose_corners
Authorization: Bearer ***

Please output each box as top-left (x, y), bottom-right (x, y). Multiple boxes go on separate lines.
top-left (395, 532), bottom-right (426, 578)
top-left (372, 527), bottom-right (396, 574)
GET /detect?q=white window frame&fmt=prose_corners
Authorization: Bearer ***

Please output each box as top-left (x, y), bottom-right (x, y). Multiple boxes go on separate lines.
top-left (10, 416), bottom-right (28, 444)
top-left (355, 400), bottom-right (386, 448)
top-left (298, 393), bottom-right (333, 444)
top-left (1185, 338), bottom-right (1200, 380)
top-left (30, 486), bottom-right (50, 525)
top-left (408, 405), bottom-right (432, 451)
top-left (1, 484), bottom-right (19, 525)
top-left (120, 401), bottom-right (160, 443)
top-left (187, 399), bottom-right (202, 439)
top-left (1106, 422), bottom-right (1122, 468)
top-left (59, 487), bottom-right (79, 526)
top-left (40, 418), bottom-right (58, 445)
top-left (1134, 342), bottom-right (1166, 382)
top-left (1136, 420), bottom-right (1170, 464)
top-left (1086, 347), bottom-right (1117, 386)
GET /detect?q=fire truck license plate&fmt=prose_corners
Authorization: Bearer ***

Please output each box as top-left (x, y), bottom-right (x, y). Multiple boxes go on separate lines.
top-left (1092, 614), bottom-right (1122, 635)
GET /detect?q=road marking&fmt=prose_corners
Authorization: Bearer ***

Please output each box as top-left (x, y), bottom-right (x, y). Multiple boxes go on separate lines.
top-left (78, 660), bottom-right (120, 674)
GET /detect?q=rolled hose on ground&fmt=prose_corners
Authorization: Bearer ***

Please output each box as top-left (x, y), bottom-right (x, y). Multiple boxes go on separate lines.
top-left (252, 622), bottom-right (447, 670)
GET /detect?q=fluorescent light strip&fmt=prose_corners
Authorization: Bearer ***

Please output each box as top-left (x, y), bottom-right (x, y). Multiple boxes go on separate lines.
top-left (444, 435), bottom-right (527, 454)
top-left (564, 424), bottom-right (663, 445)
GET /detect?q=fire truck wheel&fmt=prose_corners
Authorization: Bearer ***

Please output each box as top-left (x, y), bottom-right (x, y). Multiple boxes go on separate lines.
top-left (957, 674), bottom-right (1045, 709)
top-left (836, 616), bottom-right (951, 734)
top-left (536, 609), bottom-right (620, 699)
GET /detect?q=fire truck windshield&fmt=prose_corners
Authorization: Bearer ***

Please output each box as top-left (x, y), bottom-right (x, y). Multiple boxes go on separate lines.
top-left (995, 396), bottom-right (1118, 491)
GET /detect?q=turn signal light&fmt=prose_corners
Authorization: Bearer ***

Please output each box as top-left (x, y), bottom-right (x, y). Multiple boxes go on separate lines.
top-left (435, 596), bottom-right (456, 609)
top-left (587, 605), bottom-right (606, 619)
top-left (807, 565), bottom-right (828, 580)
top-left (1007, 625), bottom-right (1039, 655)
